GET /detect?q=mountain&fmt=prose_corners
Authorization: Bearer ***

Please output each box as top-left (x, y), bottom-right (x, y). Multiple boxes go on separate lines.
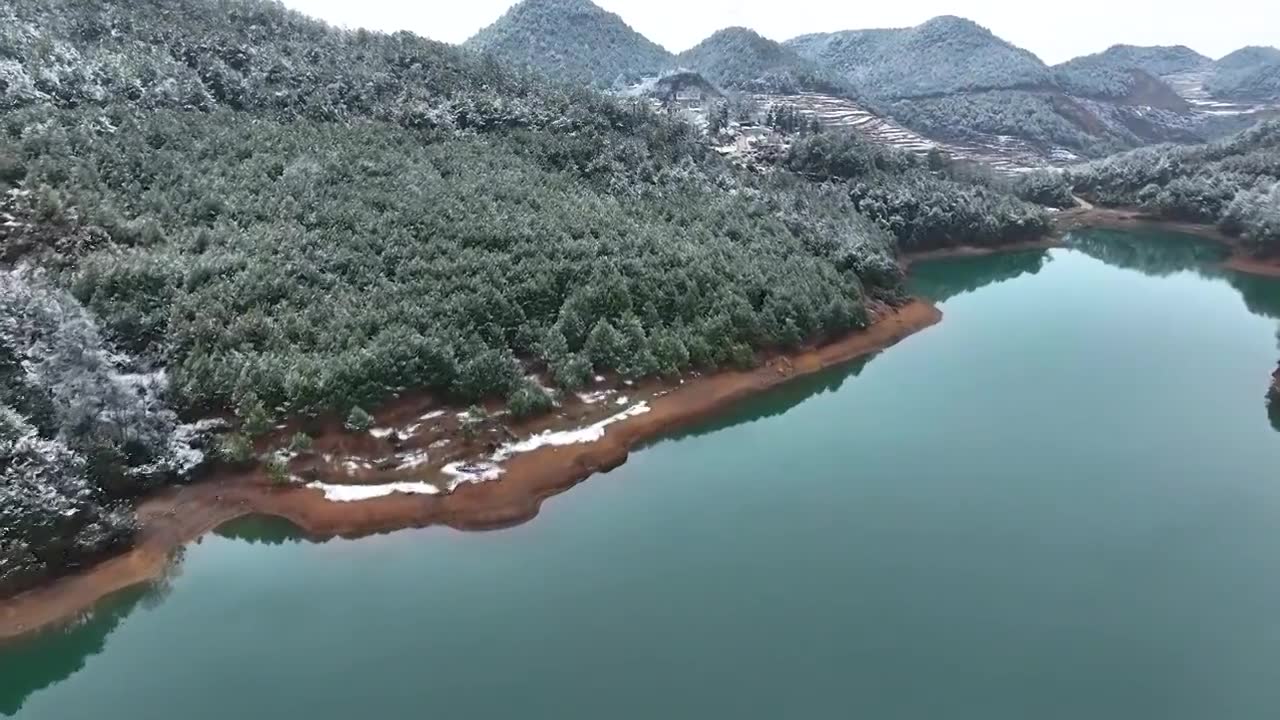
top-left (1216, 46), bottom-right (1280, 72)
top-left (676, 27), bottom-right (850, 96)
top-left (1207, 47), bottom-right (1280, 100)
top-left (464, 0), bottom-right (672, 87)
top-left (1081, 45), bottom-right (1211, 76)
top-left (1053, 47), bottom-right (1193, 108)
top-left (785, 16), bottom-right (1053, 99)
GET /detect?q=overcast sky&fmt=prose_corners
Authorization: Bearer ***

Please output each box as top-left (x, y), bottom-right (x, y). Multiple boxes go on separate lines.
top-left (279, 0), bottom-right (1277, 65)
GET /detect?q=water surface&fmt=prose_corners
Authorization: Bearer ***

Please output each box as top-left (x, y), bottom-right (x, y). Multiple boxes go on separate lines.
top-left (6, 230), bottom-right (1280, 719)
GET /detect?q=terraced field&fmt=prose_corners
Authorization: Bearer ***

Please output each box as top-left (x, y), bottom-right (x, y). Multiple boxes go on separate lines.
top-left (754, 93), bottom-right (1080, 173)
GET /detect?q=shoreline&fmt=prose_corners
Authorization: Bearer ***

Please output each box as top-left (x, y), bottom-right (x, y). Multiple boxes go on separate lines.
top-left (0, 300), bottom-right (943, 643)
top-left (4, 210), bottom-right (1274, 644)
top-left (1056, 206), bottom-right (1280, 278)
top-left (898, 238), bottom-right (1062, 270)
top-left (896, 207), bottom-right (1280, 279)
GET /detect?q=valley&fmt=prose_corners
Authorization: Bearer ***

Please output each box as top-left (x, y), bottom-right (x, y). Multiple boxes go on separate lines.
top-left (1, 3), bottom-right (1280, 713)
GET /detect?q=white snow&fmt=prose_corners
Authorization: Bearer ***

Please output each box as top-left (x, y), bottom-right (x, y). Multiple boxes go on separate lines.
top-left (395, 449), bottom-right (431, 470)
top-left (419, 410), bottom-right (446, 421)
top-left (342, 458), bottom-right (373, 474)
top-left (370, 427), bottom-right (397, 439)
top-left (614, 396), bottom-right (629, 406)
top-left (441, 461), bottom-right (504, 490)
top-left (492, 402), bottom-right (651, 461)
top-left (307, 481), bottom-right (441, 502)
top-left (577, 390), bottom-right (615, 404)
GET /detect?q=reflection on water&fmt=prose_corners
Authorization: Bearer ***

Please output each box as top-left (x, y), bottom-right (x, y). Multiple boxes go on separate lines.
top-left (0, 550), bottom-right (182, 717)
top-left (1270, 391), bottom-right (1280, 433)
top-left (653, 354), bottom-right (876, 446)
top-left (1064, 228), bottom-right (1228, 277)
top-left (214, 515), bottom-right (307, 546)
top-left (1225, 272), bottom-right (1280, 320)
top-left (1064, 228), bottom-right (1280, 320)
top-left (1065, 230), bottom-right (1280, 427)
top-left (910, 249), bottom-right (1049, 303)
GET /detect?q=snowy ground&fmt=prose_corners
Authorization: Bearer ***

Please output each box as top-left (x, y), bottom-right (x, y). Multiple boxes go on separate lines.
top-left (1163, 72), bottom-right (1280, 117)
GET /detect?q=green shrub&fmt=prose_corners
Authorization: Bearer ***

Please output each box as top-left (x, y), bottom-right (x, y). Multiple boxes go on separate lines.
top-left (344, 407), bottom-right (374, 433)
top-left (218, 433), bottom-right (254, 467)
top-left (237, 394), bottom-right (274, 438)
top-left (550, 353), bottom-right (593, 390)
top-left (0, 153), bottom-right (25, 188)
top-left (288, 432), bottom-right (313, 453)
top-left (264, 456), bottom-right (292, 486)
top-left (507, 380), bottom-right (555, 419)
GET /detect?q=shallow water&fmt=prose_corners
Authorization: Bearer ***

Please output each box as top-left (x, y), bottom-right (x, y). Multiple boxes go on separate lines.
top-left (6, 229), bottom-right (1280, 719)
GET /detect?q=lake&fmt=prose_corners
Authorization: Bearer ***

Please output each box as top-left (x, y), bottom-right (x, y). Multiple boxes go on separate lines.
top-left (6, 229), bottom-right (1280, 719)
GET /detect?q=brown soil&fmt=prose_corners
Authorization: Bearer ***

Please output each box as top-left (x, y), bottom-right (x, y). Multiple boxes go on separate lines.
top-left (0, 301), bottom-right (943, 643)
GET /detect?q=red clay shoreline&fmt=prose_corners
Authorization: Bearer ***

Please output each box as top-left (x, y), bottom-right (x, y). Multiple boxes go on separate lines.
top-left (0, 301), bottom-right (943, 643)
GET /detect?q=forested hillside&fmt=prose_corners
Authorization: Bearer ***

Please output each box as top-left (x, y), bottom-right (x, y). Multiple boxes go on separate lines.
top-left (1070, 121), bottom-right (1280, 254)
top-left (774, 132), bottom-right (1053, 250)
top-left (1052, 47), bottom-right (1193, 107)
top-left (0, 0), bottom-right (907, 594)
top-left (1070, 45), bottom-right (1210, 77)
top-left (883, 91), bottom-right (1133, 157)
top-left (676, 28), bottom-right (850, 96)
top-left (463, 0), bottom-right (672, 87)
top-left (0, 0), bottom-right (1063, 595)
top-left (785, 16), bottom-right (1053, 100)
top-left (1207, 47), bottom-right (1280, 101)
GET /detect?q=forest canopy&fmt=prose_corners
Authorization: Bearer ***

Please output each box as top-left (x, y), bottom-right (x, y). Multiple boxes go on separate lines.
top-left (0, 0), bottom-right (1059, 597)
top-left (463, 0), bottom-right (673, 87)
top-left (1070, 120), bottom-right (1280, 255)
top-left (676, 27), bottom-right (852, 96)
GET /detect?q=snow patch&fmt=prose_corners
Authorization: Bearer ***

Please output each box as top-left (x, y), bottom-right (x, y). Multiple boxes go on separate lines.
top-left (370, 427), bottom-right (397, 439)
top-left (492, 402), bottom-right (651, 461)
top-left (441, 461), bottom-right (504, 490)
top-left (307, 481), bottom-right (441, 502)
top-left (395, 449), bottom-right (431, 470)
top-left (342, 458), bottom-right (374, 474)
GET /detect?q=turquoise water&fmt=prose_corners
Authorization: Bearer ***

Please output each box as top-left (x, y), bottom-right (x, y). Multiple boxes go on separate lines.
top-left (6, 229), bottom-right (1280, 719)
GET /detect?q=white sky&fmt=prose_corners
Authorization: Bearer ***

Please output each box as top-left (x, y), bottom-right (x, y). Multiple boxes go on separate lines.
top-left (280, 0), bottom-right (1277, 65)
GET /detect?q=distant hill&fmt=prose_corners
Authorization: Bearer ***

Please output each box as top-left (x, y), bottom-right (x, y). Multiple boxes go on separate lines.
top-left (785, 16), bottom-right (1053, 99)
top-left (1053, 47), bottom-right (1195, 108)
top-left (1207, 47), bottom-right (1280, 101)
top-left (1088, 45), bottom-right (1211, 76)
top-left (464, 0), bottom-right (673, 86)
top-left (1216, 46), bottom-right (1280, 72)
top-left (677, 27), bottom-right (850, 96)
